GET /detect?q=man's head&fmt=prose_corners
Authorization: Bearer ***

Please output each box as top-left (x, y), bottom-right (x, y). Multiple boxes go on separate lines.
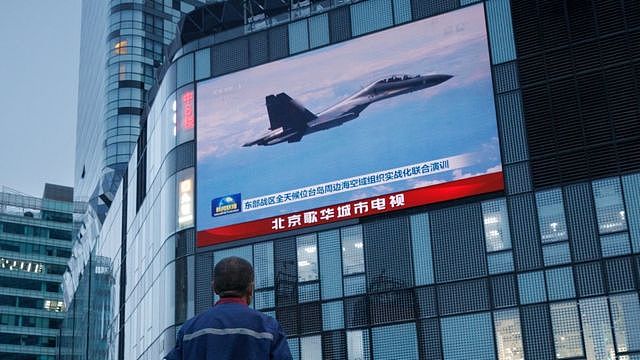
top-left (213, 256), bottom-right (254, 302)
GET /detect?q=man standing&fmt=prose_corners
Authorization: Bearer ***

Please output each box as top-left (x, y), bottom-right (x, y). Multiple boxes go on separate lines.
top-left (166, 256), bottom-right (292, 359)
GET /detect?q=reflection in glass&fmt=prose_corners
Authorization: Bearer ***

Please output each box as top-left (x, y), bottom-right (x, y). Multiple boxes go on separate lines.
top-left (341, 225), bottom-right (364, 275)
top-left (517, 271), bottom-right (547, 305)
top-left (482, 199), bottom-right (512, 252)
top-left (535, 189), bottom-right (568, 243)
top-left (442, 313), bottom-right (495, 359)
top-left (592, 178), bottom-right (627, 234)
top-left (600, 232), bottom-right (632, 257)
top-left (297, 234), bottom-right (319, 282)
top-left (545, 267), bottom-right (576, 301)
top-left (493, 309), bottom-right (524, 360)
top-left (580, 297), bottom-right (615, 359)
top-left (300, 335), bottom-right (322, 360)
top-left (253, 242), bottom-right (274, 289)
top-left (488, 251), bottom-right (514, 274)
top-left (372, 322), bottom-right (418, 359)
top-left (347, 330), bottom-right (370, 360)
top-left (609, 293), bottom-right (640, 353)
top-left (550, 301), bottom-right (584, 359)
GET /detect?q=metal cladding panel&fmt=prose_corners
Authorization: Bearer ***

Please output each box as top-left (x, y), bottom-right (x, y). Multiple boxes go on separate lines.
top-left (486, 0), bottom-right (517, 64)
top-left (437, 278), bottom-right (490, 315)
top-left (249, 31), bottom-right (269, 66)
top-left (176, 141), bottom-right (195, 172)
top-left (411, 0), bottom-right (458, 19)
top-left (509, 193), bottom-right (543, 271)
top-left (322, 331), bottom-right (346, 359)
top-left (274, 237), bottom-right (298, 306)
top-left (350, 0), bottom-right (393, 37)
top-left (504, 161), bottom-right (532, 195)
top-left (496, 91), bottom-right (528, 164)
top-left (363, 216), bottom-right (414, 292)
top-left (520, 304), bottom-right (555, 360)
top-left (431, 203), bottom-right (487, 283)
top-left (269, 25), bottom-right (289, 60)
top-left (288, 20), bottom-right (309, 55)
top-left (369, 290), bottom-right (415, 325)
top-left (415, 286), bottom-right (437, 319)
top-left (605, 257), bottom-right (636, 293)
top-left (418, 318), bottom-right (442, 359)
top-left (212, 38), bottom-right (249, 76)
top-left (575, 262), bottom-right (605, 297)
top-left (329, 6), bottom-right (351, 43)
top-left (194, 252), bottom-right (213, 314)
top-left (308, 13), bottom-right (330, 49)
top-left (564, 183), bottom-right (601, 262)
top-left (491, 274), bottom-right (518, 308)
top-left (493, 61), bottom-right (519, 94)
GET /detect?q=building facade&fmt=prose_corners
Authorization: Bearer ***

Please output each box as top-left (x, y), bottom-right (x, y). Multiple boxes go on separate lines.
top-left (0, 185), bottom-right (83, 360)
top-left (63, 0), bottom-right (640, 359)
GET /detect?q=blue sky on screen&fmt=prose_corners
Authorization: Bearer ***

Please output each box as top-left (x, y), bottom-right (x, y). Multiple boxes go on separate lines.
top-left (197, 4), bottom-right (500, 230)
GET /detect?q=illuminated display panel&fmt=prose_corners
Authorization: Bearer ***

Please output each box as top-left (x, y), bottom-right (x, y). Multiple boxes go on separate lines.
top-left (197, 4), bottom-right (503, 246)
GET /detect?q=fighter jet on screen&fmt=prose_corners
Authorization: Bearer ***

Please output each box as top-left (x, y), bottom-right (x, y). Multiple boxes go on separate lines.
top-left (242, 73), bottom-right (453, 147)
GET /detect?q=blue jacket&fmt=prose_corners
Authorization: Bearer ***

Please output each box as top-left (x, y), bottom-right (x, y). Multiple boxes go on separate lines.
top-left (165, 298), bottom-right (292, 360)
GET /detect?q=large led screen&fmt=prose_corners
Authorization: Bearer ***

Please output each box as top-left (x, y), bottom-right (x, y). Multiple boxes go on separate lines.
top-left (197, 4), bottom-right (503, 246)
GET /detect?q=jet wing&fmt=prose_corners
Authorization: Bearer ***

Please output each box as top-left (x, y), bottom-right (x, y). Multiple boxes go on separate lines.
top-left (265, 92), bottom-right (316, 131)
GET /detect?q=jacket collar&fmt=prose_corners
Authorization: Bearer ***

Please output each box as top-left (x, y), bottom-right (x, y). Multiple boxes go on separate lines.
top-left (215, 297), bottom-right (248, 306)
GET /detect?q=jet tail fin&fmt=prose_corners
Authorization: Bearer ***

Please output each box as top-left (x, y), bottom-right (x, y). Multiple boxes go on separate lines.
top-left (265, 93), bottom-right (316, 131)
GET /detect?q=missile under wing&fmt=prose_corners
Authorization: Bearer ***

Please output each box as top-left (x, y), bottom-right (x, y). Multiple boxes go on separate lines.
top-left (242, 73), bottom-right (452, 147)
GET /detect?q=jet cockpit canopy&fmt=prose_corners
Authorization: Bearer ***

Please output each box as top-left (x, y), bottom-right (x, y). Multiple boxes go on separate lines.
top-left (378, 74), bottom-right (419, 84)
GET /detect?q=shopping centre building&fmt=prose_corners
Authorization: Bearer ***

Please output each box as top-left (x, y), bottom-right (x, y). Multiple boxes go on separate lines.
top-left (62, 0), bottom-right (640, 359)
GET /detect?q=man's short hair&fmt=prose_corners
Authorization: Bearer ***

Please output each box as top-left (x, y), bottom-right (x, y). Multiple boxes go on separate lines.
top-left (213, 256), bottom-right (254, 297)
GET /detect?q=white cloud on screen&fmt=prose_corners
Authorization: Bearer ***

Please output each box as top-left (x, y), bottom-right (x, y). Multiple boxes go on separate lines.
top-left (197, 5), bottom-right (490, 160)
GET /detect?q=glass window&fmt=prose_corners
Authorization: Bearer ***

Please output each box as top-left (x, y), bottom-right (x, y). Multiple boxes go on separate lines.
top-left (517, 271), bottom-right (547, 305)
top-left (600, 232), bottom-right (632, 257)
top-left (493, 309), bottom-right (524, 360)
top-left (545, 267), bottom-right (576, 301)
top-left (441, 313), bottom-right (496, 359)
top-left (300, 335), bottom-right (322, 360)
top-left (341, 226), bottom-right (364, 275)
top-left (550, 301), bottom-right (584, 359)
top-left (372, 322), bottom-right (418, 359)
top-left (410, 213), bottom-right (434, 285)
top-left (322, 301), bottom-right (344, 331)
top-left (347, 330), bottom-right (370, 360)
top-left (254, 290), bottom-right (275, 310)
top-left (580, 297), bottom-right (615, 359)
top-left (298, 283), bottom-right (320, 303)
top-left (288, 338), bottom-right (300, 360)
top-left (343, 274), bottom-right (366, 296)
top-left (297, 234), bottom-right (318, 282)
top-left (542, 242), bottom-right (571, 266)
top-left (609, 293), bottom-right (640, 353)
top-left (195, 48), bottom-right (211, 80)
top-left (535, 189), bottom-right (568, 242)
top-left (176, 53), bottom-right (194, 88)
top-left (488, 251), bottom-right (514, 274)
top-left (318, 230), bottom-right (343, 300)
top-left (621, 173), bottom-right (640, 253)
top-left (253, 242), bottom-right (274, 289)
top-left (482, 199), bottom-right (512, 252)
top-left (592, 177), bottom-right (627, 234)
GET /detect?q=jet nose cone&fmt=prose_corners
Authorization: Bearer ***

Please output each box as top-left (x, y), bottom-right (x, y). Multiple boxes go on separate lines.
top-left (433, 74), bottom-right (453, 83)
